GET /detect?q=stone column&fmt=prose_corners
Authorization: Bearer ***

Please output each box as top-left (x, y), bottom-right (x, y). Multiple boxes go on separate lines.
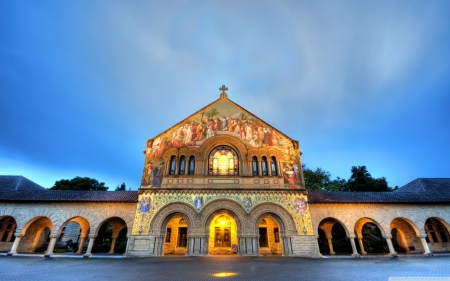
top-left (420, 234), bottom-right (432, 255)
top-left (108, 236), bottom-right (118, 254)
top-left (326, 235), bottom-right (335, 255)
top-left (83, 235), bottom-right (96, 257)
top-left (44, 235), bottom-right (58, 257)
top-left (348, 235), bottom-right (359, 257)
top-left (385, 235), bottom-right (398, 257)
top-left (8, 234), bottom-right (22, 255)
top-left (76, 237), bottom-right (86, 254)
top-left (357, 237), bottom-right (367, 255)
top-left (204, 236), bottom-right (210, 255)
top-left (253, 236), bottom-right (258, 255)
top-left (315, 235), bottom-right (323, 258)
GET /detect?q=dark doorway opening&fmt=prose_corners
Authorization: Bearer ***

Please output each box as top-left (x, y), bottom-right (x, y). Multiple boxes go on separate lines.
top-left (259, 228), bottom-right (268, 247)
top-left (177, 227), bottom-right (187, 247)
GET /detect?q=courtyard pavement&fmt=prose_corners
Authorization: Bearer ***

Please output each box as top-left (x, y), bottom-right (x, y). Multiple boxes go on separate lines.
top-left (1, 255), bottom-right (450, 281)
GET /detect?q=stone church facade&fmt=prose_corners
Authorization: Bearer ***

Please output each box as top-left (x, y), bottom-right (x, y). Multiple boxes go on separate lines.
top-left (1, 87), bottom-right (449, 258)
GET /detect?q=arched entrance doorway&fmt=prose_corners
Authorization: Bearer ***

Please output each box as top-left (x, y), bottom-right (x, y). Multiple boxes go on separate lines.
top-left (164, 215), bottom-right (189, 255)
top-left (257, 217), bottom-right (282, 256)
top-left (209, 214), bottom-right (238, 255)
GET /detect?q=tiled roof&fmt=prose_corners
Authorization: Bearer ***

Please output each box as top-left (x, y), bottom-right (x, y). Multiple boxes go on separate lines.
top-left (309, 178), bottom-right (450, 204)
top-left (0, 190), bottom-right (139, 202)
top-left (0, 176), bottom-right (46, 191)
top-left (394, 178), bottom-right (450, 193)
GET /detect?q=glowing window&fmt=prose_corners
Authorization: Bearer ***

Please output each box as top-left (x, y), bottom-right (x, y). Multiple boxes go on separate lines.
top-left (215, 215), bottom-right (231, 226)
top-left (208, 146), bottom-right (239, 176)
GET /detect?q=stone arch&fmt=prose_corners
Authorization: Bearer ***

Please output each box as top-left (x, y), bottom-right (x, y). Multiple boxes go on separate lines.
top-left (93, 217), bottom-right (127, 237)
top-left (56, 216), bottom-right (91, 237)
top-left (354, 217), bottom-right (388, 238)
top-left (18, 216), bottom-right (53, 253)
top-left (0, 209), bottom-right (21, 227)
top-left (317, 217), bottom-right (351, 238)
top-left (199, 199), bottom-right (247, 231)
top-left (20, 216), bottom-right (53, 236)
top-left (415, 213), bottom-right (450, 236)
top-left (150, 202), bottom-right (198, 233)
top-left (198, 135), bottom-right (248, 161)
top-left (15, 208), bottom-right (58, 234)
top-left (163, 147), bottom-right (179, 161)
top-left (389, 217), bottom-right (423, 254)
top-left (249, 203), bottom-right (295, 234)
top-left (179, 147), bottom-right (200, 158)
top-left (311, 208), bottom-right (354, 238)
top-left (90, 210), bottom-right (134, 237)
top-left (317, 217), bottom-right (352, 255)
top-left (267, 148), bottom-right (284, 160)
top-left (390, 217), bottom-right (421, 237)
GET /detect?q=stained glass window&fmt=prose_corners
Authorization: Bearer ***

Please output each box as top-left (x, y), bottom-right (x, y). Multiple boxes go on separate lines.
top-left (252, 156), bottom-right (259, 176)
top-left (188, 156), bottom-right (195, 175)
top-left (208, 146), bottom-right (239, 176)
top-left (179, 156), bottom-right (186, 175)
top-left (169, 156), bottom-right (176, 175)
top-left (261, 156), bottom-right (268, 176)
top-left (270, 156), bottom-right (278, 176)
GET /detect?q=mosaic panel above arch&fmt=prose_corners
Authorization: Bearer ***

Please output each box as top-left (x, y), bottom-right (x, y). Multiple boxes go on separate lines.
top-left (132, 191), bottom-right (313, 235)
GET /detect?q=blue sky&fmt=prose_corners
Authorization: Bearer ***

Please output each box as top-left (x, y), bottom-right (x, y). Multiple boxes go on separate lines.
top-left (1, 0), bottom-right (449, 190)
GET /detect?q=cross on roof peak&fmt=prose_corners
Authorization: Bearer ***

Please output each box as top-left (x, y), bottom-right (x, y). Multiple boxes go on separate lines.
top-left (219, 85), bottom-right (228, 99)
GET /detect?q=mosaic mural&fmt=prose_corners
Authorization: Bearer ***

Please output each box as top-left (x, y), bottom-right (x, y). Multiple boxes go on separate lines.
top-left (132, 191), bottom-right (313, 236)
top-left (141, 98), bottom-right (304, 189)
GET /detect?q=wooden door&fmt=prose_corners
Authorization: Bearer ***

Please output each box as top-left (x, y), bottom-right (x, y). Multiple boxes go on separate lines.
top-left (215, 227), bottom-right (231, 247)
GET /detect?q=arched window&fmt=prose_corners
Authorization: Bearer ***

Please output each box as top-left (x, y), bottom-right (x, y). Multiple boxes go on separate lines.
top-left (270, 156), bottom-right (278, 176)
top-left (425, 218), bottom-right (450, 243)
top-left (261, 156), bottom-right (268, 176)
top-left (208, 145), bottom-right (239, 175)
top-left (179, 156), bottom-right (186, 175)
top-left (188, 156), bottom-right (195, 175)
top-left (252, 156), bottom-right (259, 176)
top-left (169, 156), bottom-right (176, 175)
top-left (0, 217), bottom-right (16, 242)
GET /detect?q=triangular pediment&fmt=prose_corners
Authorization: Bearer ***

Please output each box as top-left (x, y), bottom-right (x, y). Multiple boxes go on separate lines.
top-left (147, 94), bottom-right (297, 151)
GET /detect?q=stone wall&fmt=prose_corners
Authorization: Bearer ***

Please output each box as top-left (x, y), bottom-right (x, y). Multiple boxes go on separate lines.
top-left (309, 203), bottom-right (450, 254)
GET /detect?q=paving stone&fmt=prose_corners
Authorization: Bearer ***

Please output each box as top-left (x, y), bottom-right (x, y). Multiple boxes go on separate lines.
top-left (1, 255), bottom-right (450, 281)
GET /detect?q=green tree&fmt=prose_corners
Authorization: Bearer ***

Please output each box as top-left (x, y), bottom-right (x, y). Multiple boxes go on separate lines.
top-left (344, 166), bottom-right (393, 192)
top-left (115, 182), bottom-right (126, 191)
top-left (303, 164), bottom-right (346, 192)
top-left (49, 177), bottom-right (108, 191)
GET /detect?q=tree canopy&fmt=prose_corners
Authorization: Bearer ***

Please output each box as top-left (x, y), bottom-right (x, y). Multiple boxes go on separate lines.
top-left (49, 177), bottom-right (109, 191)
top-left (115, 182), bottom-right (127, 191)
top-left (303, 164), bottom-right (397, 192)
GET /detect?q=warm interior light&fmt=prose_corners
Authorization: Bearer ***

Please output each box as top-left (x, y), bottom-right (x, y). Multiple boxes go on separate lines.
top-left (220, 220), bottom-right (226, 225)
top-left (213, 272), bottom-right (237, 277)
